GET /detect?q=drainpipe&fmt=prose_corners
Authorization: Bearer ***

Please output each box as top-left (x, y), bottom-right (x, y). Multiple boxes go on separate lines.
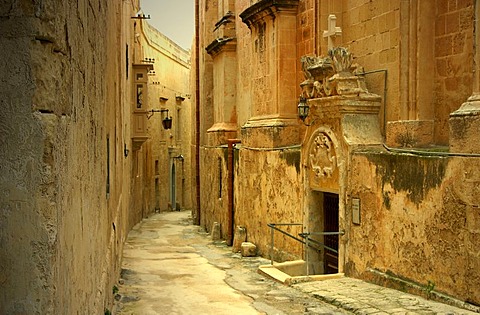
top-left (194, 0), bottom-right (201, 225)
top-left (227, 139), bottom-right (241, 246)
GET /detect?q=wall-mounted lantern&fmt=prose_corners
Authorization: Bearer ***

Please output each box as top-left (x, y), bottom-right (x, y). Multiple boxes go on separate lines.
top-left (147, 109), bottom-right (172, 130)
top-left (297, 96), bottom-right (309, 122)
top-left (162, 115), bottom-right (172, 130)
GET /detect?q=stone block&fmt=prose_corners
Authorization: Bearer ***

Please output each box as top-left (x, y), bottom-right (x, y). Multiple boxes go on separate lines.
top-left (232, 226), bottom-right (246, 253)
top-left (450, 110), bottom-right (480, 154)
top-left (240, 242), bottom-right (257, 257)
top-left (386, 120), bottom-right (434, 148)
top-left (241, 119), bottom-right (300, 148)
top-left (211, 222), bottom-right (221, 241)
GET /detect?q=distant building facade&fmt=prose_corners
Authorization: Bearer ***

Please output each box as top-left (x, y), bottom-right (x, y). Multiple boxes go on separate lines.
top-left (195, 0), bottom-right (480, 307)
top-left (135, 20), bottom-right (193, 214)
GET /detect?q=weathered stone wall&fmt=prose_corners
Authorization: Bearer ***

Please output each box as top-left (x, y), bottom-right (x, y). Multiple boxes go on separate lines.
top-left (297, 0), bottom-right (400, 132)
top-left (0, 0), bottom-right (140, 313)
top-left (200, 147), bottom-right (229, 235)
top-left (199, 144), bottom-right (303, 261)
top-left (199, 0), bottom-right (216, 145)
top-left (235, 0), bottom-right (253, 127)
top-left (297, 0), bottom-right (475, 145)
top-left (434, 0), bottom-right (474, 144)
top-left (347, 151), bottom-right (480, 305)
top-left (342, 0), bottom-right (399, 132)
top-left (235, 148), bottom-right (303, 260)
top-left (196, 0), bottom-right (480, 306)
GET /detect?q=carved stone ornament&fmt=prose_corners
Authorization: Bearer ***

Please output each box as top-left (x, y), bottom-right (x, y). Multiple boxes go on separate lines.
top-left (300, 47), bottom-right (368, 99)
top-left (309, 132), bottom-right (336, 179)
top-left (329, 47), bottom-right (353, 74)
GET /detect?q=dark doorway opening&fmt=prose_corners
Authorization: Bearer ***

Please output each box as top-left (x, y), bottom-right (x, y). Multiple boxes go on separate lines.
top-left (323, 192), bottom-right (339, 274)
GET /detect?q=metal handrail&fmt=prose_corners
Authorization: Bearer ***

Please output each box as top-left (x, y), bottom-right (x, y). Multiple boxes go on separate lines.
top-left (267, 223), bottom-right (345, 276)
top-left (299, 231), bottom-right (345, 255)
top-left (302, 231), bottom-right (345, 236)
top-left (299, 231), bottom-right (345, 276)
top-left (268, 223), bottom-right (303, 265)
top-left (267, 223), bottom-right (323, 265)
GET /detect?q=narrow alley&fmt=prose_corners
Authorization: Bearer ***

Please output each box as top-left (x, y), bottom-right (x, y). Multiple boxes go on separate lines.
top-left (113, 211), bottom-right (479, 315)
top-left (113, 210), bottom-right (349, 314)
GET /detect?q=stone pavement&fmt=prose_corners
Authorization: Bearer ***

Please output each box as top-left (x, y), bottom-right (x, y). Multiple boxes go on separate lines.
top-left (114, 210), bottom-right (349, 314)
top-left (295, 277), bottom-right (479, 315)
top-left (114, 210), bottom-right (479, 315)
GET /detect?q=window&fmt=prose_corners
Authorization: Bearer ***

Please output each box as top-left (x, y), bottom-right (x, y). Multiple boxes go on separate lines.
top-left (126, 44), bottom-right (129, 79)
top-left (176, 108), bottom-right (181, 140)
top-left (218, 158), bottom-right (222, 199)
top-left (106, 136), bottom-right (110, 196)
top-left (136, 84), bottom-right (143, 108)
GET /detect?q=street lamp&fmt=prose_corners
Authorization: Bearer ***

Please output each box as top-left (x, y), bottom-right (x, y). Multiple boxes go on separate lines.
top-left (147, 109), bottom-right (172, 130)
top-left (162, 115), bottom-right (172, 130)
top-left (297, 96), bottom-right (309, 122)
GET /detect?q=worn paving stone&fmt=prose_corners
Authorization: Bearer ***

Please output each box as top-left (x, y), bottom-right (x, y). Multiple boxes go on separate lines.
top-left (294, 278), bottom-right (479, 315)
top-left (114, 211), bottom-right (350, 314)
top-left (115, 211), bottom-right (479, 315)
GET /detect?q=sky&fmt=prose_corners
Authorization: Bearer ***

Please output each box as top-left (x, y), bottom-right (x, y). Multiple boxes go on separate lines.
top-left (140, 0), bottom-right (195, 50)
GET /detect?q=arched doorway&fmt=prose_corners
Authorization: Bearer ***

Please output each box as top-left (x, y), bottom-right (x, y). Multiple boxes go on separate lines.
top-left (303, 127), bottom-right (343, 275)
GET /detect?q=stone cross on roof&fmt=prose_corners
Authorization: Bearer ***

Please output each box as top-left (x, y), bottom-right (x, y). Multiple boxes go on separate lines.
top-left (323, 14), bottom-right (342, 49)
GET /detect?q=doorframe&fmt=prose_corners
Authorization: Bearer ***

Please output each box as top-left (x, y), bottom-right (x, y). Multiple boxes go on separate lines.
top-left (302, 126), bottom-right (345, 275)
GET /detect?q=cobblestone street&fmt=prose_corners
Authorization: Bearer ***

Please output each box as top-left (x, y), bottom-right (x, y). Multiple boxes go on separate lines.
top-left (114, 211), bottom-right (479, 315)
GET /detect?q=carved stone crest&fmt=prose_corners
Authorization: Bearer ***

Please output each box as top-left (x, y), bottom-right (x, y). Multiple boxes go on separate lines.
top-left (309, 132), bottom-right (336, 179)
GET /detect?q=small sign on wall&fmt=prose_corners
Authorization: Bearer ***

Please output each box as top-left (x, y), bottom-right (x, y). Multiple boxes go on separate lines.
top-left (352, 198), bottom-right (361, 225)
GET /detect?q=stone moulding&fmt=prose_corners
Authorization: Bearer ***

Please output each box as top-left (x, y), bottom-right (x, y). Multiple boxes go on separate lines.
top-left (239, 0), bottom-right (299, 29)
top-left (214, 11), bottom-right (235, 30)
top-left (205, 37), bottom-right (236, 56)
top-left (300, 47), bottom-right (369, 99)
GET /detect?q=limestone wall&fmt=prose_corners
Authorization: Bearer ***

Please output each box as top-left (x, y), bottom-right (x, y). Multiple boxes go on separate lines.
top-left (296, 0), bottom-right (475, 145)
top-left (199, 144), bottom-right (303, 260)
top-left (235, 0), bottom-right (253, 127)
top-left (235, 148), bottom-right (303, 260)
top-left (0, 0), bottom-right (140, 313)
top-left (434, 1), bottom-right (474, 144)
top-left (196, 0), bottom-right (480, 306)
top-left (347, 151), bottom-right (480, 305)
top-left (200, 147), bottom-right (229, 235)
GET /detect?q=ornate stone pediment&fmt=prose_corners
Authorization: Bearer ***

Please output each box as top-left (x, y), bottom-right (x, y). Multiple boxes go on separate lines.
top-left (300, 47), bottom-right (368, 99)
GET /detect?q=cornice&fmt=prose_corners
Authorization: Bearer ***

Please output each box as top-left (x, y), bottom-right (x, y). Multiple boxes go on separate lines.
top-left (239, 0), bottom-right (299, 29)
top-left (205, 37), bottom-right (237, 57)
top-left (214, 11), bottom-right (235, 31)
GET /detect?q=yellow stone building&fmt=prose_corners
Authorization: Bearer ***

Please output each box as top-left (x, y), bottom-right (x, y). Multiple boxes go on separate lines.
top-left (195, 0), bottom-right (480, 307)
top-left (0, 0), bottom-right (190, 313)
